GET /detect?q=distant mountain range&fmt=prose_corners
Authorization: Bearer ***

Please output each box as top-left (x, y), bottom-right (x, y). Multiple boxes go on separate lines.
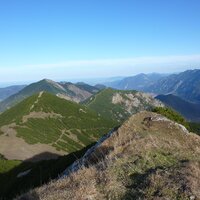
top-left (0, 79), bottom-right (100, 112)
top-left (104, 69), bottom-right (200, 118)
top-left (0, 74), bottom-right (200, 199)
top-left (0, 85), bottom-right (26, 101)
top-left (156, 94), bottom-right (200, 122)
top-left (105, 69), bottom-right (200, 103)
top-left (104, 73), bottom-right (168, 91)
top-left (147, 69), bottom-right (200, 103)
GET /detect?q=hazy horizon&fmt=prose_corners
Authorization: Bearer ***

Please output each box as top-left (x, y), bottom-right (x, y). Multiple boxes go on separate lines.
top-left (1, 1), bottom-right (200, 84)
top-left (0, 69), bottom-right (194, 87)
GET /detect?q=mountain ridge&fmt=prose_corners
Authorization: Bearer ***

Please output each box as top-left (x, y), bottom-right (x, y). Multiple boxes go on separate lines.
top-left (84, 88), bottom-right (163, 122)
top-left (0, 92), bottom-right (116, 161)
top-left (104, 73), bottom-right (168, 91)
top-left (146, 69), bottom-right (200, 103)
top-left (17, 111), bottom-right (200, 200)
top-left (0, 85), bottom-right (26, 101)
top-left (0, 79), bottom-right (100, 112)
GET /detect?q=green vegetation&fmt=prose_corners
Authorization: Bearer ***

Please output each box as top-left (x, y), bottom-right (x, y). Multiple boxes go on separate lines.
top-left (0, 79), bottom-right (100, 112)
top-left (189, 122), bottom-right (200, 135)
top-left (75, 82), bottom-right (99, 94)
top-left (0, 159), bottom-right (21, 174)
top-left (18, 111), bottom-right (200, 200)
top-left (153, 107), bottom-right (200, 135)
top-left (153, 107), bottom-right (190, 129)
top-left (0, 79), bottom-right (69, 112)
top-left (84, 88), bottom-right (157, 123)
top-left (0, 92), bottom-right (117, 154)
top-left (0, 145), bottom-right (93, 200)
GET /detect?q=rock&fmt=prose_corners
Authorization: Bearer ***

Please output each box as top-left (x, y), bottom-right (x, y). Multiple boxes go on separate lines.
top-left (190, 195), bottom-right (196, 200)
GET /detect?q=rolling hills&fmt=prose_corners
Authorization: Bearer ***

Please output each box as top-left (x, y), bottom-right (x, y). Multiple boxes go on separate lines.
top-left (0, 92), bottom-right (116, 161)
top-left (156, 94), bottom-right (200, 122)
top-left (0, 79), bottom-right (100, 112)
top-left (84, 88), bottom-right (163, 122)
top-left (18, 111), bottom-right (200, 200)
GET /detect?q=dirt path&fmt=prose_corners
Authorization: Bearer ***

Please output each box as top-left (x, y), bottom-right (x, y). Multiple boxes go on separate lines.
top-left (30, 91), bottom-right (44, 111)
top-left (53, 129), bottom-right (66, 144)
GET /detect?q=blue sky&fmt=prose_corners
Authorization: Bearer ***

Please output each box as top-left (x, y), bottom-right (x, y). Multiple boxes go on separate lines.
top-left (0, 0), bottom-right (200, 84)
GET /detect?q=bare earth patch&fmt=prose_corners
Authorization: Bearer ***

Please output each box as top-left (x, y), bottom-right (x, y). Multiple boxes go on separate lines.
top-left (22, 111), bottom-right (63, 123)
top-left (0, 123), bottom-right (65, 161)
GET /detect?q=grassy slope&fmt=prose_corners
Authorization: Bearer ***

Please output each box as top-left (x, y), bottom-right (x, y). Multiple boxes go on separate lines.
top-left (84, 88), bottom-right (158, 122)
top-left (0, 92), bottom-right (117, 199)
top-left (75, 82), bottom-right (99, 94)
top-left (0, 92), bottom-right (117, 153)
top-left (20, 111), bottom-right (200, 200)
top-left (84, 88), bottom-right (131, 122)
top-left (0, 145), bottom-right (93, 200)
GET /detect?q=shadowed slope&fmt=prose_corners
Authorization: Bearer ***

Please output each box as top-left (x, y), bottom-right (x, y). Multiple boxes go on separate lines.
top-left (156, 94), bottom-right (200, 122)
top-left (17, 111), bottom-right (200, 200)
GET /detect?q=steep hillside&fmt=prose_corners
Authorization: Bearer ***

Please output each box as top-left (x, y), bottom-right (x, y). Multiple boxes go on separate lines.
top-left (147, 69), bottom-right (200, 103)
top-left (156, 94), bottom-right (200, 122)
top-left (0, 92), bottom-right (116, 161)
top-left (0, 79), bottom-right (99, 112)
top-left (104, 73), bottom-right (166, 91)
top-left (0, 145), bottom-right (94, 200)
top-left (0, 85), bottom-right (26, 101)
top-left (74, 82), bottom-right (99, 94)
top-left (94, 84), bottom-right (106, 90)
top-left (19, 111), bottom-right (200, 200)
top-left (84, 88), bottom-right (163, 122)
top-left (60, 82), bottom-right (99, 102)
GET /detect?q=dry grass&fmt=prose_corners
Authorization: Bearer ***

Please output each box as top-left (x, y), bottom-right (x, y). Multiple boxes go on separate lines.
top-left (16, 111), bottom-right (200, 200)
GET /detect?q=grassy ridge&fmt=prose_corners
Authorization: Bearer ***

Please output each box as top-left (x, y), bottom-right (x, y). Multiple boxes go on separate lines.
top-left (18, 111), bottom-right (200, 200)
top-left (0, 79), bottom-right (71, 112)
top-left (0, 92), bottom-right (117, 154)
top-left (84, 88), bottom-right (159, 122)
top-left (84, 88), bottom-right (136, 122)
top-left (0, 79), bottom-right (100, 113)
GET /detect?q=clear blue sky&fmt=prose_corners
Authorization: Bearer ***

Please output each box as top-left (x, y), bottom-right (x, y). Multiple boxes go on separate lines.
top-left (1, 0), bottom-right (200, 84)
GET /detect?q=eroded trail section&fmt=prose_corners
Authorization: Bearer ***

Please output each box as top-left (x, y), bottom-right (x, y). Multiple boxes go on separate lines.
top-left (30, 91), bottom-right (44, 111)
